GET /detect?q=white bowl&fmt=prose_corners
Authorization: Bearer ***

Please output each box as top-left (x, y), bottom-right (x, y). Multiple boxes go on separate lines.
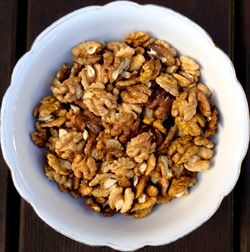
top-left (1, 1), bottom-right (249, 251)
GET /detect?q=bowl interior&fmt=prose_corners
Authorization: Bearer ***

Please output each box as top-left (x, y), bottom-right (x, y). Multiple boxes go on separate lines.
top-left (3, 2), bottom-right (248, 249)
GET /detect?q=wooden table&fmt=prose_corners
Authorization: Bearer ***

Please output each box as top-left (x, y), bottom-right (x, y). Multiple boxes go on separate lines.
top-left (0, 1), bottom-right (249, 251)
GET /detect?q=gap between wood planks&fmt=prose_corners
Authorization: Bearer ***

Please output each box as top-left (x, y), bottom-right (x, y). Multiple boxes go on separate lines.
top-left (4, 1), bottom-right (28, 252)
top-left (233, 0), bottom-right (250, 252)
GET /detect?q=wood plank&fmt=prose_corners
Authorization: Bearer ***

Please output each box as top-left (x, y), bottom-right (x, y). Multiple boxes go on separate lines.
top-left (0, 1), bottom-right (21, 252)
top-left (20, 0), bottom-right (235, 251)
top-left (233, 0), bottom-right (250, 251)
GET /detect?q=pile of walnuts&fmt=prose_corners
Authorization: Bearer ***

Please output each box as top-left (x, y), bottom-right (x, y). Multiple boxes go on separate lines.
top-left (31, 32), bottom-right (218, 218)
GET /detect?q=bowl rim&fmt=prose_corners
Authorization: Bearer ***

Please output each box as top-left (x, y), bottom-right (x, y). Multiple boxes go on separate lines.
top-left (1, 1), bottom-right (249, 251)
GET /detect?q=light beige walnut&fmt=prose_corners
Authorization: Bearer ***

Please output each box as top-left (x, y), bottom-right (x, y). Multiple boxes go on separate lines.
top-left (194, 136), bottom-right (214, 149)
top-left (171, 92), bottom-right (197, 121)
top-left (126, 132), bottom-right (156, 163)
top-left (83, 88), bottom-right (117, 117)
top-left (55, 131), bottom-right (85, 160)
top-left (168, 176), bottom-right (197, 197)
top-left (36, 96), bottom-right (61, 118)
top-left (197, 83), bottom-right (211, 97)
top-left (93, 63), bottom-right (109, 84)
top-left (102, 157), bottom-right (136, 180)
top-left (121, 84), bottom-right (152, 104)
top-left (46, 152), bottom-right (72, 175)
top-left (79, 65), bottom-right (95, 90)
top-left (125, 31), bottom-right (153, 47)
top-left (72, 154), bottom-right (97, 180)
top-left (180, 56), bottom-right (200, 77)
top-left (155, 73), bottom-right (179, 97)
top-left (129, 54), bottom-right (146, 71)
top-left (173, 73), bottom-right (192, 87)
top-left (184, 155), bottom-right (210, 172)
top-left (72, 41), bottom-right (104, 65)
top-left (51, 77), bottom-right (83, 103)
top-left (116, 77), bottom-right (138, 88)
top-left (120, 188), bottom-right (135, 213)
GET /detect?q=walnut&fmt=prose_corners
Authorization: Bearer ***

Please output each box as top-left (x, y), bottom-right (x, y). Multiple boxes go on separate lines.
top-left (168, 176), bottom-right (197, 197)
top-left (72, 41), bottom-right (104, 65)
top-left (132, 207), bottom-right (153, 219)
top-left (120, 188), bottom-right (135, 213)
top-left (121, 84), bottom-right (151, 104)
top-left (137, 59), bottom-right (161, 84)
top-left (126, 132), bottom-right (156, 163)
top-left (144, 153), bottom-right (157, 176)
top-left (83, 88), bottom-right (117, 116)
top-left (152, 120), bottom-right (166, 134)
top-left (31, 122), bottom-right (48, 147)
top-left (72, 154), bottom-right (97, 180)
top-left (79, 183), bottom-right (93, 196)
top-left (175, 114), bottom-right (206, 136)
top-left (148, 41), bottom-right (176, 66)
top-left (129, 54), bottom-right (146, 71)
top-left (205, 106), bottom-right (219, 137)
top-left (106, 42), bottom-right (134, 82)
top-left (37, 107), bottom-right (66, 127)
top-left (155, 73), bottom-right (179, 97)
top-left (171, 92), bottom-right (197, 120)
top-left (45, 164), bottom-right (73, 190)
top-left (102, 157), bottom-right (136, 179)
top-left (96, 132), bottom-right (124, 161)
top-left (125, 31), bottom-right (152, 47)
top-left (79, 65), bottom-right (96, 90)
top-left (56, 63), bottom-right (71, 82)
top-left (135, 176), bottom-right (147, 199)
top-left (184, 155), bottom-right (210, 172)
top-left (173, 73), bottom-right (192, 87)
top-left (108, 186), bottom-right (123, 210)
top-left (180, 56), bottom-right (200, 77)
top-left (197, 83), bottom-right (211, 97)
top-left (36, 96), bottom-right (61, 118)
top-left (107, 111), bottom-right (140, 144)
top-left (65, 108), bottom-right (85, 131)
top-left (55, 131), bottom-right (85, 160)
top-left (197, 91), bottom-right (211, 117)
top-left (51, 77), bottom-right (83, 103)
top-left (133, 197), bottom-right (157, 211)
top-left (116, 77), bottom-right (137, 88)
top-left (194, 136), bottom-right (214, 149)
top-left (159, 124), bottom-right (178, 152)
top-left (93, 63), bottom-right (109, 84)
top-left (46, 152), bottom-right (72, 175)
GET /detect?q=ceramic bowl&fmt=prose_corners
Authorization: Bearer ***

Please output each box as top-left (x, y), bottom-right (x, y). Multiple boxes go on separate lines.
top-left (1, 1), bottom-right (249, 251)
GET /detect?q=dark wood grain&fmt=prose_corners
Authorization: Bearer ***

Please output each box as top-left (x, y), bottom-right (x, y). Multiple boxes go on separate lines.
top-left (0, 1), bottom-right (21, 252)
top-left (17, 1), bottom-right (235, 252)
top-left (233, 0), bottom-right (250, 251)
